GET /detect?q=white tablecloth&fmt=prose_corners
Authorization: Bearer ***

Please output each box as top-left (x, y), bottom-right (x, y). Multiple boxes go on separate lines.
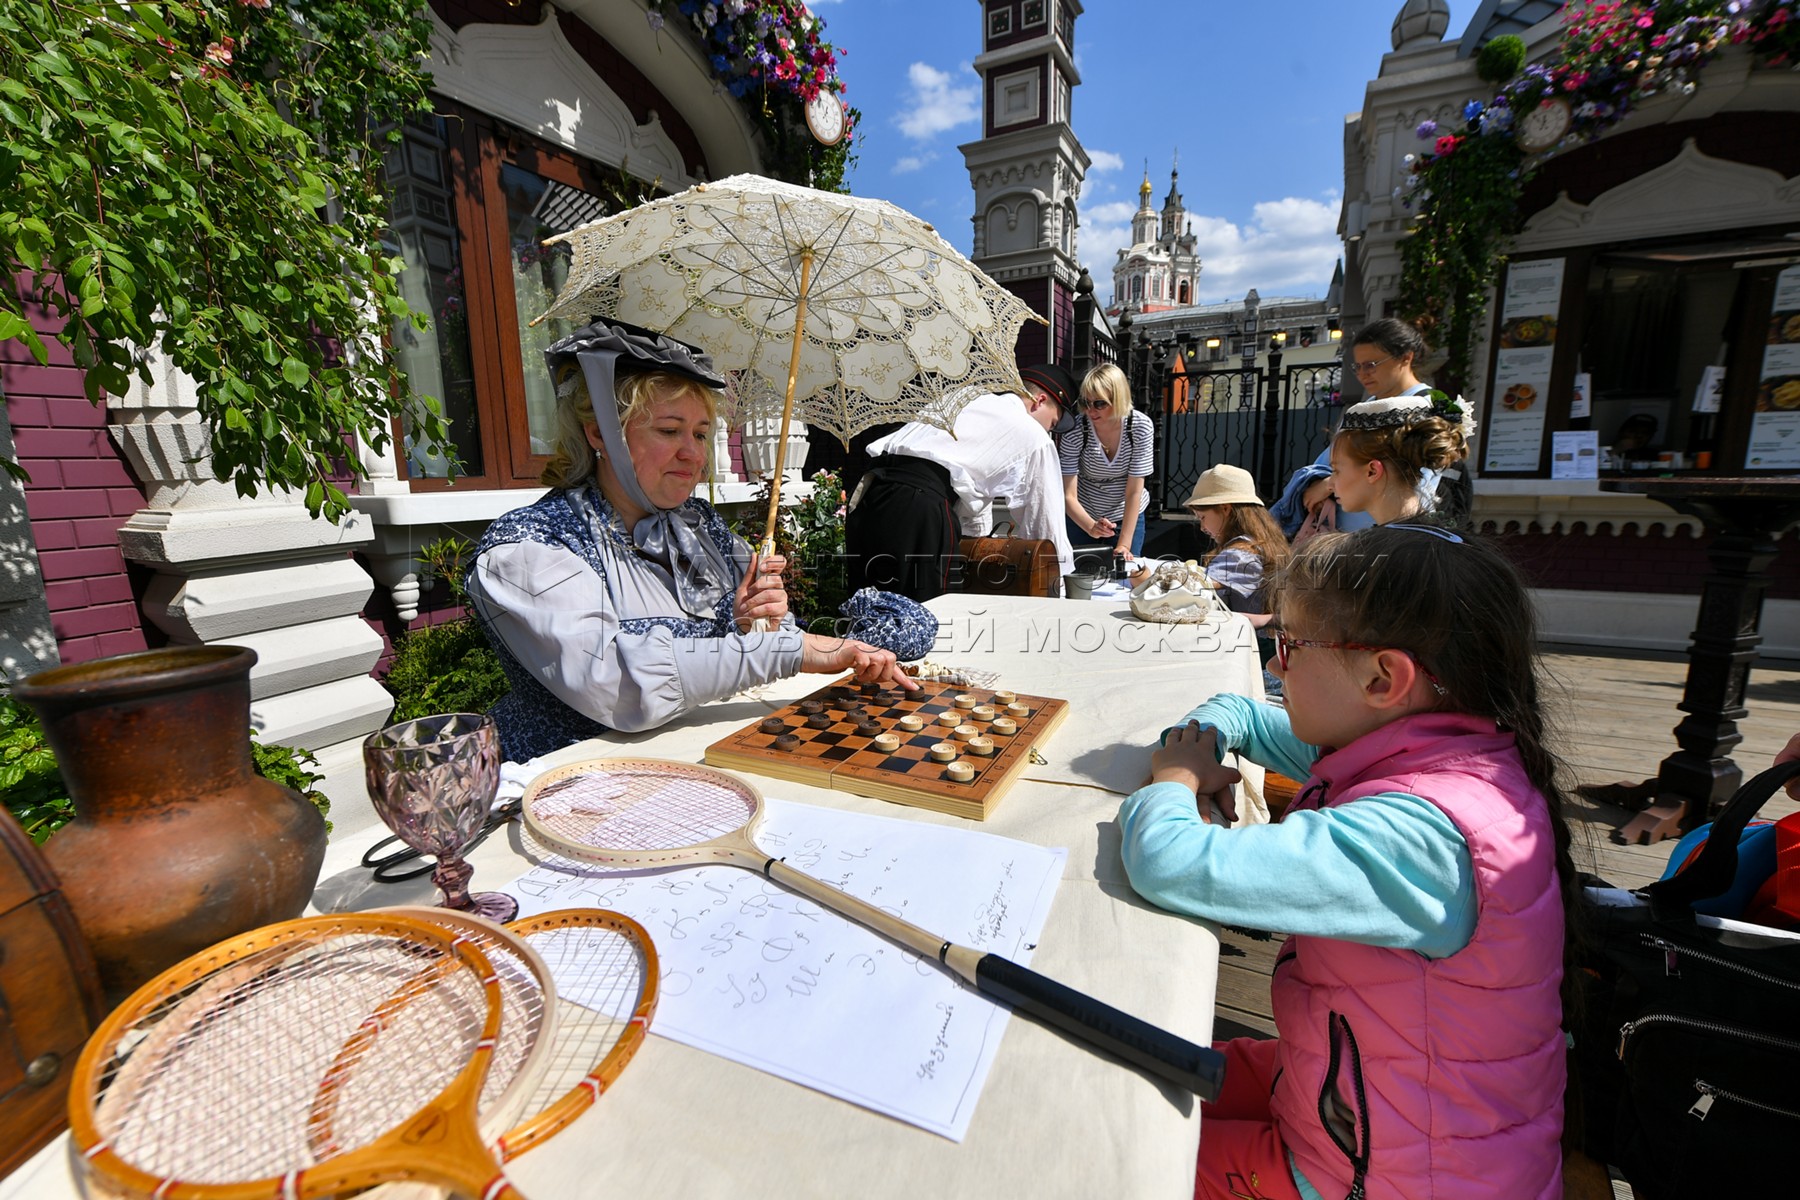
top-left (6, 595), bottom-right (1264, 1200)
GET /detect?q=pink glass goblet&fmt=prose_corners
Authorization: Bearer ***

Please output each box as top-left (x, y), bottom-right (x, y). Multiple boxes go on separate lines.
top-left (363, 712), bottom-right (517, 923)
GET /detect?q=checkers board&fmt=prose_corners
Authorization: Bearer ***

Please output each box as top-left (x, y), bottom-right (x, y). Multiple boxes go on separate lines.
top-left (703, 675), bottom-right (1068, 820)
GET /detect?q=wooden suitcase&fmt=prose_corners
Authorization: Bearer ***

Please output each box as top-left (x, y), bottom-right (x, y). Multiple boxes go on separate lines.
top-left (0, 810), bottom-right (102, 1179)
top-left (957, 535), bottom-right (1061, 598)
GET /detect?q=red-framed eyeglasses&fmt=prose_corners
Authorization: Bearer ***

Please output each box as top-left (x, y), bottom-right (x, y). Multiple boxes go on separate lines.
top-left (1273, 630), bottom-right (1448, 695)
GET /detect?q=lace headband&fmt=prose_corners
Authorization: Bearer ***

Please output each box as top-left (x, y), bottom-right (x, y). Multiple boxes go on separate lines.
top-left (1341, 390), bottom-right (1478, 444)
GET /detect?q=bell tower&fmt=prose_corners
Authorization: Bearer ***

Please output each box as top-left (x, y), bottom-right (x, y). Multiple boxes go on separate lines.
top-left (960, 0), bottom-right (1089, 368)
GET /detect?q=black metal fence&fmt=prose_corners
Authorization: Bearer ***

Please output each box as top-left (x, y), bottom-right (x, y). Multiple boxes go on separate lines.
top-left (1140, 359), bottom-right (1344, 512)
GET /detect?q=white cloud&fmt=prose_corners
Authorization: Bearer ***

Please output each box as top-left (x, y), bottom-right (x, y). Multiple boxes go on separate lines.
top-left (893, 153), bottom-right (934, 175)
top-left (894, 62), bottom-right (981, 142)
top-left (1074, 199), bottom-right (1137, 300)
top-left (1087, 149), bottom-right (1124, 173)
top-left (1077, 192), bottom-right (1342, 307)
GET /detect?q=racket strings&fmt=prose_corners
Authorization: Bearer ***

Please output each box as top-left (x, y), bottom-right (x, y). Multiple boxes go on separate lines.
top-left (453, 930), bottom-right (549, 1114)
top-left (531, 769), bottom-right (755, 852)
top-left (90, 933), bottom-right (492, 1184)
top-left (517, 925), bottom-right (647, 1110)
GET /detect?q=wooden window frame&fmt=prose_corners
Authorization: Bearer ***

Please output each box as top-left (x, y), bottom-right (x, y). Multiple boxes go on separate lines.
top-left (399, 100), bottom-right (628, 491)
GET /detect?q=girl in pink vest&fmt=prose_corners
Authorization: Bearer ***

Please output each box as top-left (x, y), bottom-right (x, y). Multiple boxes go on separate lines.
top-left (1119, 525), bottom-right (1579, 1200)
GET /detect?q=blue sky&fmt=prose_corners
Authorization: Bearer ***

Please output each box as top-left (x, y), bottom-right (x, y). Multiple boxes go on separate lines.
top-left (810, 0), bottom-right (1477, 306)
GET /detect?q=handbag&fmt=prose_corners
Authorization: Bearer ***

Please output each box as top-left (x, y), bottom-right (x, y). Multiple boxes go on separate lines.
top-left (1568, 760), bottom-right (1800, 1199)
top-left (956, 524), bottom-right (1059, 597)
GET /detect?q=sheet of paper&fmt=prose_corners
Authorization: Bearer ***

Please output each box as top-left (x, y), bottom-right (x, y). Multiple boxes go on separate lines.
top-left (499, 797), bottom-right (1066, 1140)
top-left (1550, 430), bottom-right (1598, 480)
top-left (1500, 257), bottom-right (1565, 321)
top-left (1691, 364), bottom-right (1726, 414)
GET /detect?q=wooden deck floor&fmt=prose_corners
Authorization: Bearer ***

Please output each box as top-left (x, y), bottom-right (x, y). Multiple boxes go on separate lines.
top-left (1212, 644), bottom-right (1800, 1040)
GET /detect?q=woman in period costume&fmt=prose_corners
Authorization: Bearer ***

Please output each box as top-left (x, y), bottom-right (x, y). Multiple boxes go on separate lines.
top-left (467, 318), bottom-right (923, 761)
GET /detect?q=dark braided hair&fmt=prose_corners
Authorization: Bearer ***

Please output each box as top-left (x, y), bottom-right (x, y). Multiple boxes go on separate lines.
top-left (1275, 526), bottom-right (1584, 1023)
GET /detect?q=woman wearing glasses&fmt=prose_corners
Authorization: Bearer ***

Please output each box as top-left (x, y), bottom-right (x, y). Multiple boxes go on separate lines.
top-left (1270, 319), bottom-right (1468, 536)
top-left (1329, 320), bottom-right (1475, 528)
top-left (1061, 362), bottom-right (1155, 559)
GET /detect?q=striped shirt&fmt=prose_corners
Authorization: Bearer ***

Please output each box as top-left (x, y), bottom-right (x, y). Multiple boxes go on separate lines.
top-left (1059, 408), bottom-right (1153, 522)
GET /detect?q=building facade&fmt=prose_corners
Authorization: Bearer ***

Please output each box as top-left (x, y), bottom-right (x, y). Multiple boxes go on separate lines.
top-left (1342, 0), bottom-right (1800, 655)
top-left (960, 0), bottom-right (1090, 367)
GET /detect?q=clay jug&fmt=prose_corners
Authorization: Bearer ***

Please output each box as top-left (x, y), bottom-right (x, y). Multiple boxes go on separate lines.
top-left (12, 645), bottom-right (327, 1006)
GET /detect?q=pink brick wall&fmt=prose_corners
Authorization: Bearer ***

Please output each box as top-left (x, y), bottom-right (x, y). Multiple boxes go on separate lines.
top-left (2, 291), bottom-right (149, 664)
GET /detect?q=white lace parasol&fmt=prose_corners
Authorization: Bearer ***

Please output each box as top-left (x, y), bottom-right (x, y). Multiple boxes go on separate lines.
top-left (539, 175), bottom-right (1040, 450)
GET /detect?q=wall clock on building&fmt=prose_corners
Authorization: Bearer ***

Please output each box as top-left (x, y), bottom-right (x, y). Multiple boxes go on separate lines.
top-left (805, 89), bottom-right (846, 146)
top-left (1516, 97), bottom-right (1573, 153)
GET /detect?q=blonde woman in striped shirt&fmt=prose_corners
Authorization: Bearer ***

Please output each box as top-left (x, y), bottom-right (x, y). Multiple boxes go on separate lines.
top-left (1061, 362), bottom-right (1154, 559)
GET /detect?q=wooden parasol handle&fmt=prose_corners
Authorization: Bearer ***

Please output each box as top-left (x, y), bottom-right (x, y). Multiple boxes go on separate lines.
top-left (760, 247), bottom-right (813, 554)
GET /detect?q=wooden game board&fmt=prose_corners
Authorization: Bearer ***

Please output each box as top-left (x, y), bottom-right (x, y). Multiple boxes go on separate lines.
top-left (703, 675), bottom-right (1068, 820)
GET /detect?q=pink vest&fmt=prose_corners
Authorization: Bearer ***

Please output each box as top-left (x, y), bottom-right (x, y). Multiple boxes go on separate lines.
top-left (1269, 713), bottom-right (1565, 1200)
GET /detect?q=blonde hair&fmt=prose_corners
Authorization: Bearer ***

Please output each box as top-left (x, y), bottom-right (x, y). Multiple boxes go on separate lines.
top-left (1080, 362), bottom-right (1130, 410)
top-left (540, 367), bottom-right (719, 489)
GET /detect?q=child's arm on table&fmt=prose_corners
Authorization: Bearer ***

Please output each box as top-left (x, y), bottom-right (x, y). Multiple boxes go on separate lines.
top-left (1161, 692), bottom-right (1318, 784)
top-left (1118, 758), bottom-right (1478, 957)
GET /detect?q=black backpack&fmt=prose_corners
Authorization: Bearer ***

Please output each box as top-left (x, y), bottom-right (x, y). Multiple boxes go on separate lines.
top-left (1567, 762), bottom-right (1800, 1198)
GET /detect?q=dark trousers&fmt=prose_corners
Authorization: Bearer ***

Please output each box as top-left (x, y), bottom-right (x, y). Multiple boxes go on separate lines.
top-left (844, 455), bottom-right (957, 602)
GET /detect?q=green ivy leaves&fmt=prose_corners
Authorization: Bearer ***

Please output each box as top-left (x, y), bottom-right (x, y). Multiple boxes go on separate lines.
top-left (1397, 132), bottom-right (1526, 395)
top-left (0, 0), bottom-right (447, 522)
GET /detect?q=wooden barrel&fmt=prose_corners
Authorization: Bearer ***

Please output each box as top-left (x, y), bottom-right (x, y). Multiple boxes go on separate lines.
top-left (0, 808), bottom-right (102, 1178)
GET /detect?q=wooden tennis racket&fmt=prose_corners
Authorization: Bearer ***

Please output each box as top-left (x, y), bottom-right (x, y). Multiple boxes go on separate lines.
top-left (69, 913), bottom-right (527, 1200)
top-left (370, 906), bottom-right (559, 1136)
top-left (493, 908), bottom-right (659, 1160)
top-left (520, 758), bottom-right (1224, 1099)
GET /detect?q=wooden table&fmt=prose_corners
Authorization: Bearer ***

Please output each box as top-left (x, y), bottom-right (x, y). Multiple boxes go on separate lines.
top-left (2, 595), bottom-right (1265, 1200)
top-left (1588, 478), bottom-right (1800, 843)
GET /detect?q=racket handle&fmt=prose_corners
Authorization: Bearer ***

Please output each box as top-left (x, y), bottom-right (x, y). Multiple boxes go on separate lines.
top-left (973, 952), bottom-right (1225, 1100)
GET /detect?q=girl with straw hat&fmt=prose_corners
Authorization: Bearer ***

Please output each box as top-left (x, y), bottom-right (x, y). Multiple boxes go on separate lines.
top-left (1183, 464), bottom-right (1291, 628)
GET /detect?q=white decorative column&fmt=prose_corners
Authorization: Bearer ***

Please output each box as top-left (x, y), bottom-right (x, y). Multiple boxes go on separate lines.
top-left (711, 422), bottom-right (740, 485)
top-left (109, 354), bottom-right (393, 835)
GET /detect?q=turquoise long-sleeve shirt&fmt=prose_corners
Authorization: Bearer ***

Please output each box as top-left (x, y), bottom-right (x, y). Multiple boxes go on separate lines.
top-left (1119, 694), bottom-right (1477, 958)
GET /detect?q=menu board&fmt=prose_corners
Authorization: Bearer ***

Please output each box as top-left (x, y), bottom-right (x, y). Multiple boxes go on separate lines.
top-left (1748, 265), bottom-right (1800, 470)
top-left (1485, 258), bottom-right (1564, 471)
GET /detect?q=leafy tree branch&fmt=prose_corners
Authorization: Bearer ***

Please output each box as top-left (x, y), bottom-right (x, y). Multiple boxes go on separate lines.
top-left (0, 0), bottom-right (449, 520)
